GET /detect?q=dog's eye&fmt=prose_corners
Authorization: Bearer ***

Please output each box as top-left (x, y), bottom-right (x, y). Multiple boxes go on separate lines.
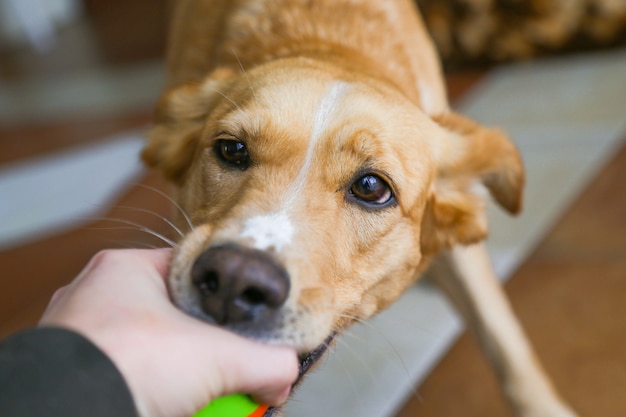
top-left (216, 139), bottom-right (249, 170)
top-left (349, 174), bottom-right (394, 206)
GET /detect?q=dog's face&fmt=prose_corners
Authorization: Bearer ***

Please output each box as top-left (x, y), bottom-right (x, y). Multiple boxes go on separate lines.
top-left (144, 58), bottom-right (523, 355)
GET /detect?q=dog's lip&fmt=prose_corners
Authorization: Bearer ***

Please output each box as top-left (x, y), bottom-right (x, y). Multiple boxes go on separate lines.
top-left (297, 332), bottom-right (336, 380)
top-left (263, 333), bottom-right (336, 417)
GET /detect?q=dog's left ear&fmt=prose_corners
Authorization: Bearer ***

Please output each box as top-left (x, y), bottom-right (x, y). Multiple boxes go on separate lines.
top-left (142, 68), bottom-right (235, 183)
top-left (421, 112), bottom-right (524, 254)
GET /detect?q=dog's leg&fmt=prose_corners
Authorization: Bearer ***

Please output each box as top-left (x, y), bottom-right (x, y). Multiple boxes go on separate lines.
top-left (428, 242), bottom-right (578, 417)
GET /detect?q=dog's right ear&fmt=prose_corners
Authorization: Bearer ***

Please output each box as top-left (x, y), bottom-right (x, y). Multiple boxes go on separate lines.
top-left (142, 68), bottom-right (235, 183)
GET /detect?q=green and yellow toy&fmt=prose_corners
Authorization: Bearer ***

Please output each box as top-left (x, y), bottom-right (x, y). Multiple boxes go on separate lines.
top-left (192, 394), bottom-right (269, 417)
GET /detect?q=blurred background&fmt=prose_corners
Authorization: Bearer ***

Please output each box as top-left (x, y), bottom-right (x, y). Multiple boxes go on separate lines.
top-left (0, 0), bottom-right (167, 140)
top-left (0, 1), bottom-right (625, 417)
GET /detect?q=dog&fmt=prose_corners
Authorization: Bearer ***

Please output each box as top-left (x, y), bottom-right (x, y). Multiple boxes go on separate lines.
top-left (142, 1), bottom-right (579, 416)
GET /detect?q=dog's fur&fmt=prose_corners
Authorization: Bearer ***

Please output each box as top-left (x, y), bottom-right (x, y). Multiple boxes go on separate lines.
top-left (143, 1), bottom-right (579, 416)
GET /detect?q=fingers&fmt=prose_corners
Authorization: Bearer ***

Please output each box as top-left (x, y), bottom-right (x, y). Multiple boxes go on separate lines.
top-left (87, 248), bottom-right (173, 282)
top-left (208, 330), bottom-right (299, 406)
top-left (80, 248), bottom-right (174, 296)
top-left (234, 344), bottom-right (298, 406)
top-left (40, 248), bottom-right (174, 325)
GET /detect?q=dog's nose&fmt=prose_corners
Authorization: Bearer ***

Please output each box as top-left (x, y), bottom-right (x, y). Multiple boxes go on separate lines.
top-left (191, 244), bottom-right (290, 325)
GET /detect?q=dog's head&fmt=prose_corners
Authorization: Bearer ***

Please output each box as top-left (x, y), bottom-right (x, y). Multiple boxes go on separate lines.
top-left (143, 58), bottom-right (523, 358)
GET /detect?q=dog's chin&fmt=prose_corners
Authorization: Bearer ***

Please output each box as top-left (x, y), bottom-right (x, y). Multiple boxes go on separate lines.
top-left (263, 333), bottom-right (336, 417)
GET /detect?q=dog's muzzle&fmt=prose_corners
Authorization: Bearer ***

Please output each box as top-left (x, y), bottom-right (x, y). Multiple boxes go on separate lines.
top-left (190, 244), bottom-right (335, 415)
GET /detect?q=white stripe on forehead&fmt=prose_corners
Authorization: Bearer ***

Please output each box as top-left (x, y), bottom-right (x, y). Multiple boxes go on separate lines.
top-left (240, 81), bottom-right (348, 252)
top-left (289, 80), bottom-right (348, 199)
top-left (312, 81), bottom-right (349, 143)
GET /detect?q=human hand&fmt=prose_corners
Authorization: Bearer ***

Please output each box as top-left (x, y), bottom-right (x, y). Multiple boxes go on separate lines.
top-left (40, 248), bottom-right (298, 417)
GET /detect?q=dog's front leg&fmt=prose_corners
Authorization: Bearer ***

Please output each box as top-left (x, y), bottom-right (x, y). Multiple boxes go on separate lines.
top-left (427, 242), bottom-right (578, 417)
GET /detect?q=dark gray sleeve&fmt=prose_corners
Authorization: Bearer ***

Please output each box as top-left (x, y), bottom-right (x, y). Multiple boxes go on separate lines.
top-left (0, 327), bottom-right (137, 417)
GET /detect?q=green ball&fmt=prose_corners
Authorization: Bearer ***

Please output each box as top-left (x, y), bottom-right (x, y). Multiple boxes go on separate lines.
top-left (192, 394), bottom-right (262, 417)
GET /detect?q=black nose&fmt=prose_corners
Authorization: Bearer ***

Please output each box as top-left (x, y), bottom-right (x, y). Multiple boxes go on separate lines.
top-left (191, 244), bottom-right (290, 325)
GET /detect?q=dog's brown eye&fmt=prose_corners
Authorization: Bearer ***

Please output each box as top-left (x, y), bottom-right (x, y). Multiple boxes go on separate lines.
top-left (349, 174), bottom-right (393, 206)
top-left (217, 139), bottom-right (249, 170)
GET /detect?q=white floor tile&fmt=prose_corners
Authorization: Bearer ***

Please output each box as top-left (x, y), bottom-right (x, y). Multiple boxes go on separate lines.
top-left (0, 132), bottom-right (146, 249)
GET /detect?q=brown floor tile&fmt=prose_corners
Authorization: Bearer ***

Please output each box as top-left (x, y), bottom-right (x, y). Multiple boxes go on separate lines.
top-left (445, 69), bottom-right (486, 104)
top-left (0, 111), bottom-right (153, 165)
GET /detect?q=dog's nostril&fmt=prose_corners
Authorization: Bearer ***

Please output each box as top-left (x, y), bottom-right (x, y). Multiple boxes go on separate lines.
top-left (195, 270), bottom-right (220, 296)
top-left (240, 287), bottom-right (267, 305)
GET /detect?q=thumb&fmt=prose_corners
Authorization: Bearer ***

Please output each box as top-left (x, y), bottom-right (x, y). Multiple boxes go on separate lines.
top-left (210, 333), bottom-right (299, 406)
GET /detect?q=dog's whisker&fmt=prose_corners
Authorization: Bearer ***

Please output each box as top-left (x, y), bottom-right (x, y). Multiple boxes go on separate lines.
top-left (332, 312), bottom-right (415, 381)
top-left (132, 183), bottom-right (194, 232)
top-left (336, 317), bottom-right (423, 402)
top-left (333, 332), bottom-right (421, 405)
top-left (338, 328), bottom-right (412, 379)
top-left (88, 225), bottom-right (177, 248)
top-left (213, 88), bottom-right (243, 112)
top-left (334, 317), bottom-right (400, 358)
top-left (320, 301), bottom-right (442, 340)
top-left (85, 217), bottom-right (178, 248)
top-left (108, 204), bottom-right (185, 238)
top-left (331, 336), bottom-right (384, 389)
top-left (319, 339), bottom-right (362, 398)
top-left (230, 48), bottom-right (259, 102)
top-left (98, 238), bottom-right (162, 250)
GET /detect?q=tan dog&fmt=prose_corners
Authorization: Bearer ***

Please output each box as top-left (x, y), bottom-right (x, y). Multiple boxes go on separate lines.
top-left (143, 1), bottom-right (578, 416)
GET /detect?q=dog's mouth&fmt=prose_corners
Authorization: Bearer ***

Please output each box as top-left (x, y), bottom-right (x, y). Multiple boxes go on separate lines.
top-left (263, 333), bottom-right (336, 417)
top-left (297, 332), bottom-right (336, 380)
